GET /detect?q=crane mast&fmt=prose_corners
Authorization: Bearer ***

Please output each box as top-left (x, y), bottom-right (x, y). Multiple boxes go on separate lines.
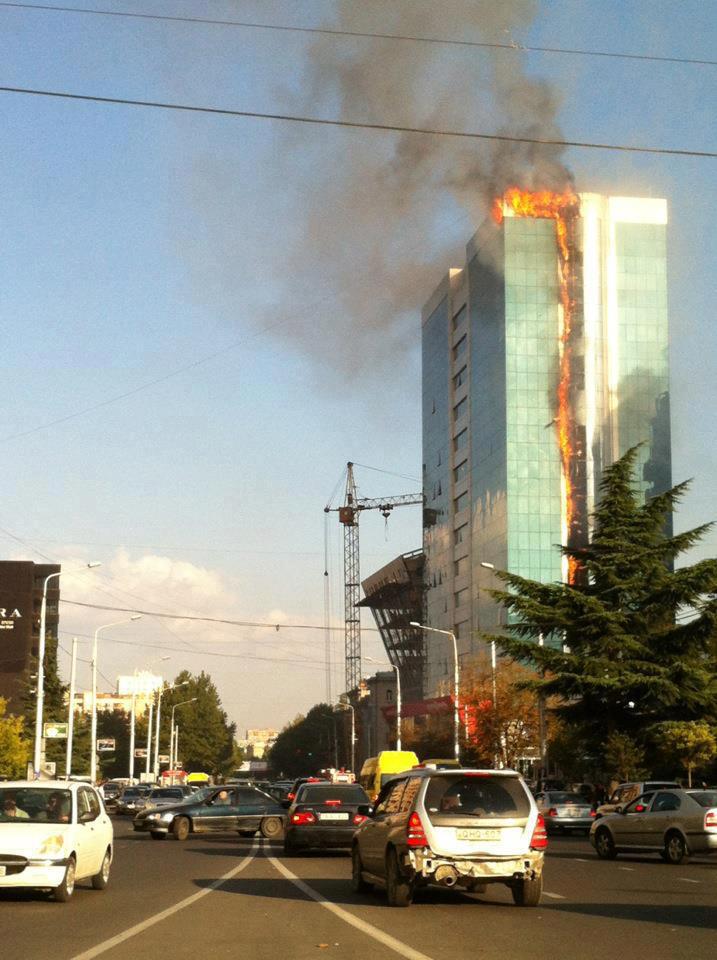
top-left (325, 462), bottom-right (423, 692)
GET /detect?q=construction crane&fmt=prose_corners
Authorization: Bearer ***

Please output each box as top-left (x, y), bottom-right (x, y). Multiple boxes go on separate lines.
top-left (325, 462), bottom-right (423, 692)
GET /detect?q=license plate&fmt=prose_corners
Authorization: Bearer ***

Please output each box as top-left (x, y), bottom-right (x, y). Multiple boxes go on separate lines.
top-left (456, 828), bottom-right (500, 841)
top-left (0, 866), bottom-right (6, 877)
top-left (318, 812), bottom-right (349, 821)
top-left (566, 809), bottom-right (581, 817)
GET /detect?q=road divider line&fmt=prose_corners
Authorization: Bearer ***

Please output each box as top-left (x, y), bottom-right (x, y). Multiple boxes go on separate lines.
top-left (618, 867), bottom-right (635, 872)
top-left (542, 891), bottom-right (566, 899)
top-left (267, 854), bottom-right (435, 960)
top-left (678, 878), bottom-right (700, 884)
top-left (70, 841), bottom-right (259, 960)
top-left (573, 858), bottom-right (590, 862)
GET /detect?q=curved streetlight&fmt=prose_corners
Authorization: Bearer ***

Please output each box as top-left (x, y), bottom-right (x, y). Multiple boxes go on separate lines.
top-left (364, 656), bottom-right (402, 751)
top-left (410, 622), bottom-right (460, 763)
top-left (90, 614), bottom-right (142, 783)
top-left (129, 656), bottom-right (170, 782)
top-left (154, 680), bottom-right (189, 779)
top-left (34, 561), bottom-right (102, 778)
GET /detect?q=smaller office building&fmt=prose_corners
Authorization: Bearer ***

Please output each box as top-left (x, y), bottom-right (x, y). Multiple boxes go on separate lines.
top-left (0, 560), bottom-right (60, 715)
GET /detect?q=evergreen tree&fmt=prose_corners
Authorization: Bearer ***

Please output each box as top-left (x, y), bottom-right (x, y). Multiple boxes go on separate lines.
top-left (268, 704), bottom-right (338, 778)
top-left (485, 446), bottom-right (717, 758)
top-left (159, 671), bottom-right (236, 776)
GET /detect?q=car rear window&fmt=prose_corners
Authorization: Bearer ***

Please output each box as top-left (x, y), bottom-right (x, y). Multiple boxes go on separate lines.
top-left (547, 792), bottom-right (587, 804)
top-left (151, 789), bottom-right (183, 799)
top-left (689, 791), bottom-right (717, 808)
top-left (299, 785), bottom-right (368, 804)
top-left (425, 775), bottom-right (530, 820)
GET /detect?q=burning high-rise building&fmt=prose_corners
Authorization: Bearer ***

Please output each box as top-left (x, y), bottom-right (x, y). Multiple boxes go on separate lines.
top-left (421, 193), bottom-right (671, 695)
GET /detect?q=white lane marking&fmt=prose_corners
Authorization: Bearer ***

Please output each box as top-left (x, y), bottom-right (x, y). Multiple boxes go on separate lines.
top-left (268, 854), bottom-right (435, 960)
top-left (542, 891), bottom-right (566, 900)
top-left (678, 878), bottom-right (700, 884)
top-left (70, 841), bottom-right (259, 960)
top-left (573, 858), bottom-right (590, 862)
top-left (618, 867), bottom-right (635, 872)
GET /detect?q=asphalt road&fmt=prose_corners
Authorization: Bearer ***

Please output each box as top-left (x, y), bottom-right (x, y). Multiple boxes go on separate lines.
top-left (3, 818), bottom-right (715, 960)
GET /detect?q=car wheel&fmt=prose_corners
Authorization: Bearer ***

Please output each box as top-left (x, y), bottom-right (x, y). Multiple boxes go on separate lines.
top-left (54, 856), bottom-right (76, 902)
top-left (385, 848), bottom-right (413, 907)
top-left (91, 849), bottom-right (111, 891)
top-left (594, 827), bottom-right (618, 860)
top-left (351, 845), bottom-right (371, 893)
top-left (172, 817), bottom-right (190, 841)
top-left (260, 816), bottom-right (284, 839)
top-left (511, 874), bottom-right (543, 907)
top-left (664, 831), bottom-right (689, 865)
top-left (150, 831), bottom-right (166, 840)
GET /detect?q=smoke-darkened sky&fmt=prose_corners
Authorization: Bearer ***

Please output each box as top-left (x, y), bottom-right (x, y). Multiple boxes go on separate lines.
top-left (2, 0), bottom-right (715, 730)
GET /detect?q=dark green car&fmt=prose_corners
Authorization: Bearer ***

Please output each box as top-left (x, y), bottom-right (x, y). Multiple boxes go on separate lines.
top-left (132, 785), bottom-right (285, 841)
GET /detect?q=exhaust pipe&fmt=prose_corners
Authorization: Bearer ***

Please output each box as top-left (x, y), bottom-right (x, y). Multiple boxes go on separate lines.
top-left (434, 865), bottom-right (459, 888)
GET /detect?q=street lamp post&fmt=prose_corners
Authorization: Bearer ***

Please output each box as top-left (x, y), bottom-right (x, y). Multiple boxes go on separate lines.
top-left (130, 657), bottom-right (170, 782)
top-left (169, 698), bottom-right (197, 770)
top-left (34, 562), bottom-right (101, 778)
top-left (65, 637), bottom-right (78, 778)
top-left (91, 615), bottom-right (141, 784)
top-left (364, 657), bottom-right (402, 751)
top-left (154, 681), bottom-right (189, 780)
top-left (479, 562), bottom-right (499, 709)
top-left (410, 622), bottom-right (460, 763)
top-left (336, 700), bottom-right (356, 772)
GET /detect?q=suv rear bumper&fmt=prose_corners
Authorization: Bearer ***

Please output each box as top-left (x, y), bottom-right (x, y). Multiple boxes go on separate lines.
top-left (408, 848), bottom-right (544, 882)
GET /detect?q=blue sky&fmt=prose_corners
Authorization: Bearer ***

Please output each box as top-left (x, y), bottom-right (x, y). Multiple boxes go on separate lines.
top-left (2, 0), bottom-right (715, 731)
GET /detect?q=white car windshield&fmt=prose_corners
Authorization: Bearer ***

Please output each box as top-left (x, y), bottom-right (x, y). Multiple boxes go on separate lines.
top-left (0, 787), bottom-right (73, 823)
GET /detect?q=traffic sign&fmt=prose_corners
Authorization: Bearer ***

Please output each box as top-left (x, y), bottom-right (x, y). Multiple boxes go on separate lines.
top-left (158, 754), bottom-right (170, 763)
top-left (43, 722), bottom-right (68, 739)
top-left (134, 748), bottom-right (148, 758)
top-left (97, 738), bottom-right (116, 752)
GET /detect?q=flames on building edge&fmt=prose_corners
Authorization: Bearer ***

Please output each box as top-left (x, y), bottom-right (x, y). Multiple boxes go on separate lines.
top-left (493, 187), bottom-right (586, 583)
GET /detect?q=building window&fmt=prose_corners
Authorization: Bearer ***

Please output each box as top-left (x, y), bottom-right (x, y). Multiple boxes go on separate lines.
top-left (386, 689), bottom-right (393, 702)
top-left (455, 620), bottom-right (470, 640)
top-left (453, 397), bottom-right (467, 421)
top-left (454, 459), bottom-right (468, 483)
top-left (452, 304), bottom-right (467, 330)
top-left (453, 365), bottom-right (467, 389)
top-left (454, 429), bottom-right (468, 453)
top-left (454, 556), bottom-right (468, 577)
top-left (454, 491), bottom-right (469, 513)
top-left (453, 335), bottom-right (467, 363)
top-left (454, 587), bottom-right (469, 608)
top-left (454, 523), bottom-right (469, 545)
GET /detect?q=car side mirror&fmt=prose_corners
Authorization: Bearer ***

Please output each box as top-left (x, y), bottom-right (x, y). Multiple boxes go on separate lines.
top-left (358, 804), bottom-right (373, 818)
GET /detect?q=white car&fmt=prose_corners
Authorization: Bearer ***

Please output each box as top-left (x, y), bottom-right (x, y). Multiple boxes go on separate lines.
top-left (0, 780), bottom-right (113, 901)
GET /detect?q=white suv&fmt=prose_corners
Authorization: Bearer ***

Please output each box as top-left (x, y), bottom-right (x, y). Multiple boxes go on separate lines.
top-left (351, 768), bottom-right (546, 907)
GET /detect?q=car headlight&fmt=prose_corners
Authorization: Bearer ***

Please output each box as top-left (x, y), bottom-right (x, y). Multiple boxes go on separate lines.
top-left (38, 835), bottom-right (65, 857)
top-left (161, 811), bottom-right (175, 821)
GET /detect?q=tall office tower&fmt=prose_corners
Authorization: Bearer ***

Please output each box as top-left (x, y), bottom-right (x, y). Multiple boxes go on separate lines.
top-left (422, 192), bottom-right (671, 695)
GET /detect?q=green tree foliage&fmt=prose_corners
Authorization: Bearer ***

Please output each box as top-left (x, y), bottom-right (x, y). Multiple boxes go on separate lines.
top-left (485, 446), bottom-right (717, 764)
top-left (268, 704), bottom-right (338, 778)
top-left (158, 672), bottom-right (236, 776)
top-left (0, 698), bottom-right (31, 778)
top-left (651, 720), bottom-right (717, 787)
top-left (603, 731), bottom-right (647, 783)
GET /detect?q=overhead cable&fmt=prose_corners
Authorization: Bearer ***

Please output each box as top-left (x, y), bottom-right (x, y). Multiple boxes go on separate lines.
top-left (0, 86), bottom-right (714, 159)
top-left (1, 3), bottom-right (714, 67)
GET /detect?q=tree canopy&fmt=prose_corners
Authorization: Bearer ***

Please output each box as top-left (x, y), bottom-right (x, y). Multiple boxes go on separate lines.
top-left (268, 704), bottom-right (338, 778)
top-left (485, 446), bottom-right (717, 770)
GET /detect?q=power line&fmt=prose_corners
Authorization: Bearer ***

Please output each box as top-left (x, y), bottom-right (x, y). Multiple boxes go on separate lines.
top-left (1, 2), bottom-right (714, 68)
top-left (60, 598), bottom-right (380, 633)
top-left (1, 86), bottom-right (714, 159)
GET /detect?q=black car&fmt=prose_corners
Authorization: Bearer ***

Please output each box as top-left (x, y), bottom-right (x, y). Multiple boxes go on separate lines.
top-left (132, 784), bottom-right (285, 841)
top-left (116, 784), bottom-right (153, 815)
top-left (282, 776), bottom-right (328, 808)
top-left (284, 782), bottom-right (371, 854)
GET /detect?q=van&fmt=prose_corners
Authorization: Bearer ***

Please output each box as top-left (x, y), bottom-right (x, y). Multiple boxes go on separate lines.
top-left (359, 750), bottom-right (419, 803)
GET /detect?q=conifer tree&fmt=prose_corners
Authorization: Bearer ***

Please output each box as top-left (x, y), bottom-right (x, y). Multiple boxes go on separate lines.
top-left (485, 446), bottom-right (717, 752)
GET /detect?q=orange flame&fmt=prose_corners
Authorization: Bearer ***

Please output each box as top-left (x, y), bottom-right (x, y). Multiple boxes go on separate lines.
top-left (494, 187), bottom-right (581, 583)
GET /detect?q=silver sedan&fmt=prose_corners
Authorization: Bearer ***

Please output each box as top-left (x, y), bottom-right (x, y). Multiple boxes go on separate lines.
top-left (590, 788), bottom-right (717, 864)
top-left (535, 791), bottom-right (595, 834)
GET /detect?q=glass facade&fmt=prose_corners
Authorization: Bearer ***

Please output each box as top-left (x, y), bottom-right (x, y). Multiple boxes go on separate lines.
top-left (421, 195), bottom-right (672, 697)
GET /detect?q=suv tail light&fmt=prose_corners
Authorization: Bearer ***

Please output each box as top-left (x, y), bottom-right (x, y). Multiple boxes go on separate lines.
top-left (704, 809), bottom-right (717, 830)
top-left (530, 813), bottom-right (548, 850)
top-left (547, 807), bottom-right (558, 817)
top-left (353, 813), bottom-right (368, 825)
top-left (407, 811), bottom-right (427, 848)
top-left (291, 811), bottom-right (316, 825)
